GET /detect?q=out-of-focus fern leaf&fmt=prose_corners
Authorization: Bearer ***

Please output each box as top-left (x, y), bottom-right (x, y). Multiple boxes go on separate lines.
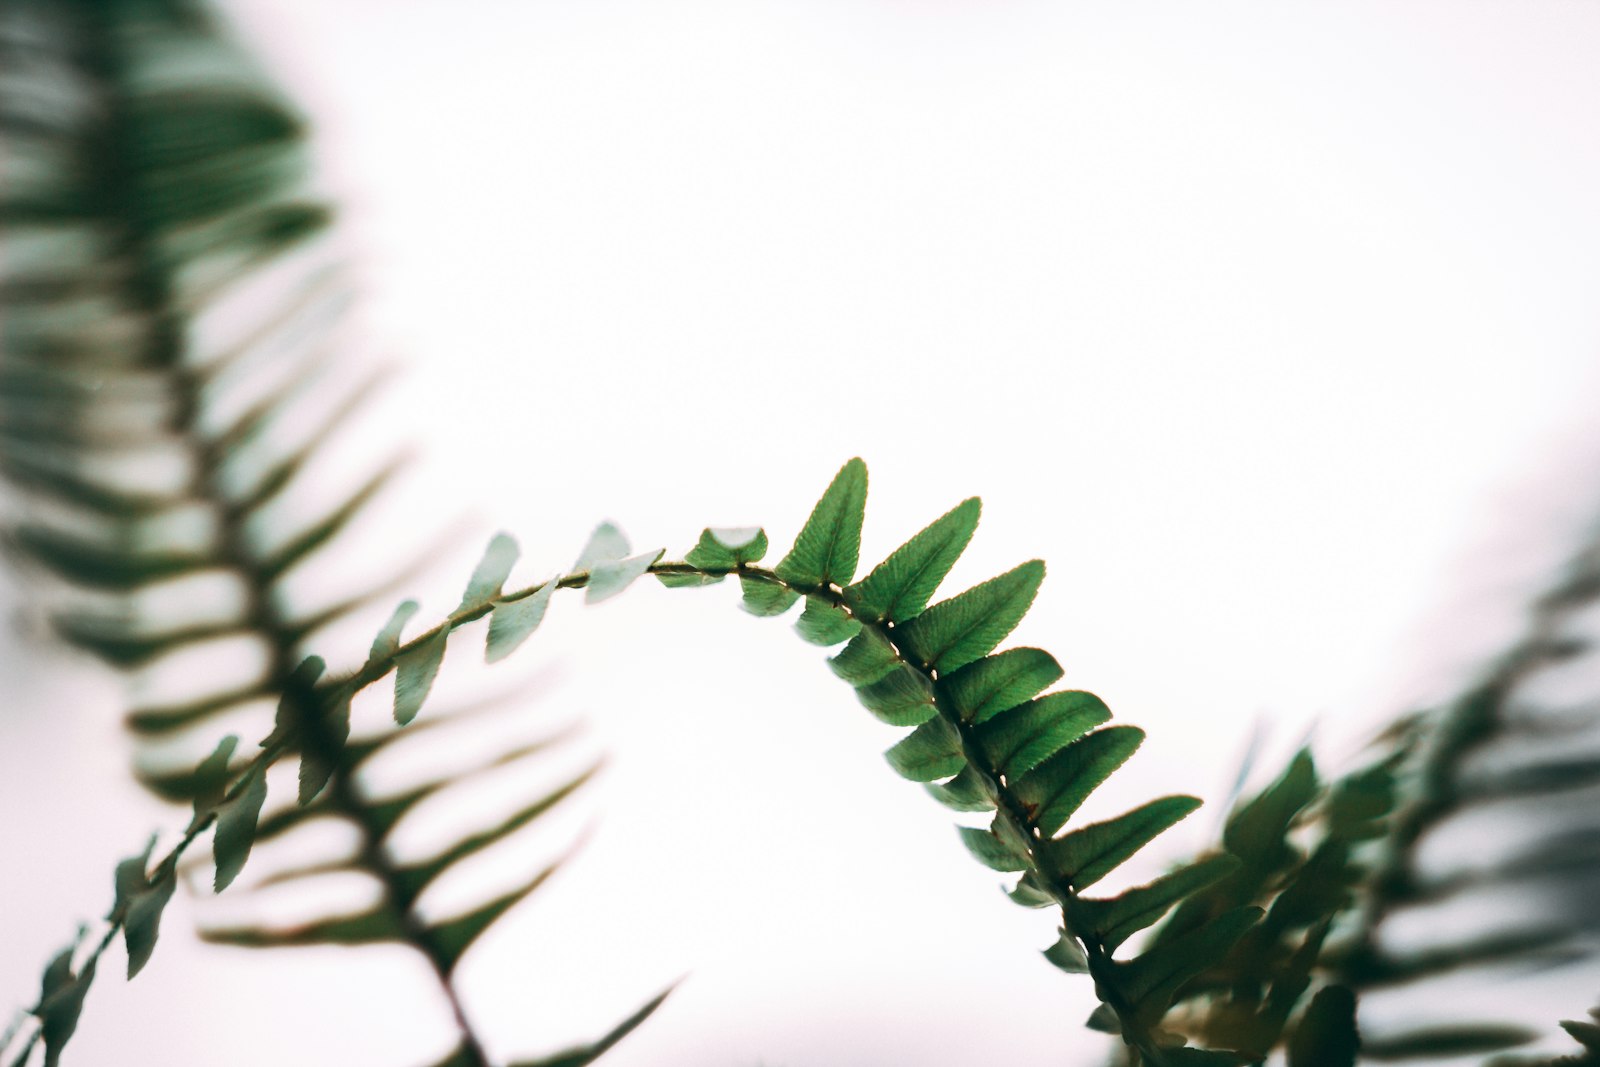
top-left (572, 521), bottom-right (630, 573)
top-left (210, 760), bottom-right (267, 891)
top-left (1286, 985), bottom-right (1358, 1067)
top-left (486, 580), bottom-right (556, 663)
top-left (510, 985), bottom-right (679, 1067)
top-left (0, 3), bottom-right (664, 1064)
top-left (1040, 795), bottom-right (1203, 891)
top-left (586, 548), bottom-right (664, 604)
top-left (110, 837), bottom-right (175, 979)
top-left (682, 526), bottom-right (766, 572)
top-left (772, 455), bottom-right (866, 590)
top-left (1331, 520), bottom-right (1600, 1056)
top-left (1067, 854), bottom-right (1239, 953)
top-left (1125, 748), bottom-right (1397, 1063)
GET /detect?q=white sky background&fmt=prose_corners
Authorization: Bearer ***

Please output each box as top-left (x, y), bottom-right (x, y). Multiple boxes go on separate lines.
top-left (5, 2), bottom-right (1600, 1065)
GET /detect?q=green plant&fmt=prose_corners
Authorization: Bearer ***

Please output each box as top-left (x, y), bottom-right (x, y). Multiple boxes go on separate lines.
top-left (3, 2), bottom-right (1599, 1066)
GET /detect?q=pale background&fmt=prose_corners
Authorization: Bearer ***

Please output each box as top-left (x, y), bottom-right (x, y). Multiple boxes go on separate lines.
top-left (4, 2), bottom-right (1600, 1064)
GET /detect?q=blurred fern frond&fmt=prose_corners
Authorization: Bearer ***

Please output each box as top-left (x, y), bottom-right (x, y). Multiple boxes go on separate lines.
top-left (1326, 524), bottom-right (1600, 1061)
top-left (0, 2), bottom-right (664, 1064)
top-left (0, 0), bottom-right (410, 792)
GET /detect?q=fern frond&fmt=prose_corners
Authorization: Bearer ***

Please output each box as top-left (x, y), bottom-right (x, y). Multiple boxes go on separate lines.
top-left (29, 449), bottom-right (1595, 1065)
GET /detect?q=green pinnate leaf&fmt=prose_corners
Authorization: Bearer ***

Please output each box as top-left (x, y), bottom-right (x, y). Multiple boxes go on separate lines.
top-left (1040, 795), bottom-right (1202, 890)
top-left (974, 691), bottom-right (1111, 778)
top-left (39, 942), bottom-right (75, 1001)
top-left (111, 837), bottom-right (157, 919)
top-left (1007, 873), bottom-right (1056, 909)
top-left (573, 522), bottom-right (630, 572)
top-left (925, 765), bottom-right (997, 811)
top-left (201, 908), bottom-right (403, 950)
top-left (1325, 761), bottom-right (1397, 841)
top-left (487, 581), bottom-right (557, 663)
top-left (1085, 1003), bottom-right (1122, 1034)
top-left (35, 947), bottom-right (95, 1067)
top-left (829, 627), bottom-right (900, 685)
top-left (1043, 929), bottom-right (1090, 973)
top-left (429, 859), bottom-right (569, 973)
top-left (1560, 1019), bottom-right (1600, 1053)
top-left (739, 574), bottom-right (800, 617)
top-left (993, 809), bottom-right (1038, 859)
top-left (897, 561), bottom-right (1044, 674)
top-left (112, 835), bottom-right (175, 978)
top-left (1070, 854), bottom-right (1241, 952)
top-left (1114, 905), bottom-right (1261, 1025)
top-left (1358, 1024), bottom-right (1535, 1060)
top-left (1287, 986), bottom-right (1360, 1067)
top-left (368, 599), bottom-right (420, 666)
top-left (394, 629), bottom-right (449, 725)
top-left (512, 985), bottom-right (677, 1067)
top-left (957, 824), bottom-right (1031, 871)
top-left (656, 571), bottom-right (723, 589)
top-left (843, 497), bottom-right (979, 623)
top-left (774, 458), bottom-right (867, 591)
top-left (191, 734), bottom-right (240, 819)
top-left (398, 767), bottom-right (597, 899)
top-left (1014, 726), bottom-right (1144, 836)
top-left (883, 716), bottom-right (965, 782)
top-left (459, 532), bottom-right (519, 610)
top-left (684, 526), bottom-right (768, 571)
top-left (1255, 919), bottom-right (1333, 1045)
top-left (123, 865), bottom-right (176, 979)
top-left (939, 648), bottom-right (1063, 725)
top-left (298, 688), bottom-right (352, 804)
top-left (265, 655), bottom-right (326, 744)
top-left (854, 663), bottom-right (938, 726)
top-left (794, 595), bottom-right (861, 646)
top-left (213, 765), bottom-right (269, 892)
top-left (587, 549), bottom-right (664, 604)
top-left (1224, 747), bottom-right (1318, 861)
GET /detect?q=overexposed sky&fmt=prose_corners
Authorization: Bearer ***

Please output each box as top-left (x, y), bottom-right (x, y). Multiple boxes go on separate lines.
top-left (5, 2), bottom-right (1600, 1065)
